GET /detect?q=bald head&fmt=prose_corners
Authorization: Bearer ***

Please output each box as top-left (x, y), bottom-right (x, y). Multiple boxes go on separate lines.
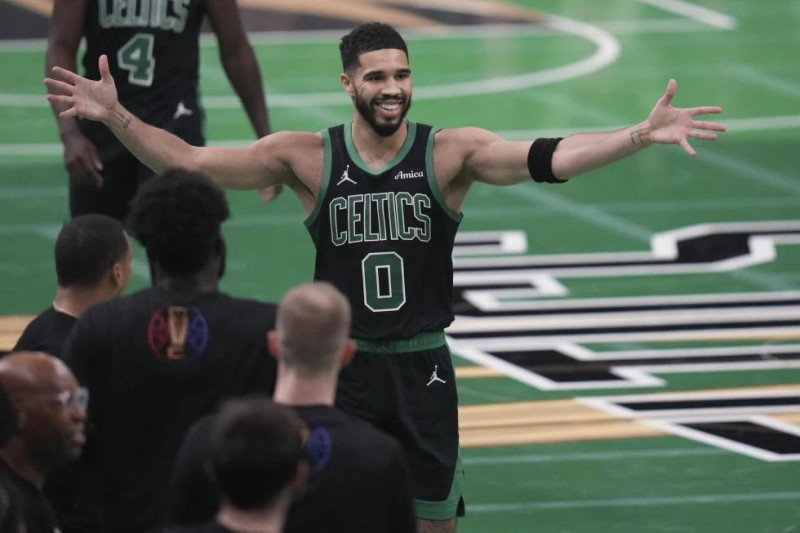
top-left (274, 283), bottom-right (351, 375)
top-left (0, 351), bottom-right (86, 473)
top-left (0, 352), bottom-right (76, 399)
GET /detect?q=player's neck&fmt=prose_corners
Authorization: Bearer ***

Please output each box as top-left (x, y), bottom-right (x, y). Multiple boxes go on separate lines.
top-left (53, 285), bottom-right (112, 318)
top-left (216, 500), bottom-right (286, 533)
top-left (350, 117), bottom-right (408, 169)
top-left (152, 262), bottom-right (220, 296)
top-left (272, 367), bottom-right (336, 407)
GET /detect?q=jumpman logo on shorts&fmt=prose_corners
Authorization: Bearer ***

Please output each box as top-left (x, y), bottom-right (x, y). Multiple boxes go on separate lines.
top-left (337, 164), bottom-right (356, 186)
top-left (427, 365), bottom-right (446, 387)
top-left (173, 101), bottom-right (194, 120)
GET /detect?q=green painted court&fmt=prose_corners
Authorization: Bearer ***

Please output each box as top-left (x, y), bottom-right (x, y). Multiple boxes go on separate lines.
top-left (1, 1), bottom-right (799, 531)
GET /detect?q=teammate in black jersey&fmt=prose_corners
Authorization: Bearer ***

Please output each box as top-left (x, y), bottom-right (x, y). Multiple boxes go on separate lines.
top-left (61, 169), bottom-right (278, 533)
top-left (47, 22), bottom-right (727, 532)
top-left (164, 282), bottom-right (415, 533)
top-left (46, 0), bottom-right (272, 220)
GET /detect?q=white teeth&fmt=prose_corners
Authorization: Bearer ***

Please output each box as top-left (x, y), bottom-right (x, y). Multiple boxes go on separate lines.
top-left (378, 102), bottom-right (400, 111)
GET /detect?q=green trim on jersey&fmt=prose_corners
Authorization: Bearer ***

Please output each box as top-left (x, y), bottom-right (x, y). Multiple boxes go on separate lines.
top-left (344, 121), bottom-right (418, 176)
top-left (414, 453), bottom-right (465, 520)
top-left (425, 128), bottom-right (463, 223)
top-left (303, 129), bottom-right (333, 229)
top-left (355, 329), bottom-right (446, 353)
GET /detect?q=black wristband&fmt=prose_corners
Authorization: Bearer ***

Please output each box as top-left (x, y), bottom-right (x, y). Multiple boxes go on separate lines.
top-left (527, 137), bottom-right (564, 183)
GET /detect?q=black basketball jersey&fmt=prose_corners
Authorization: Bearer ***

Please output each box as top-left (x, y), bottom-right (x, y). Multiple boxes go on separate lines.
top-left (306, 122), bottom-right (462, 340)
top-left (82, 0), bottom-right (205, 119)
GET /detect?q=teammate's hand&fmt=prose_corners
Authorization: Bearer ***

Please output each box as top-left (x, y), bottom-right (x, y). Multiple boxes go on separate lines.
top-left (45, 54), bottom-right (118, 123)
top-left (259, 185), bottom-right (284, 204)
top-left (62, 132), bottom-right (104, 187)
top-left (646, 79), bottom-right (727, 156)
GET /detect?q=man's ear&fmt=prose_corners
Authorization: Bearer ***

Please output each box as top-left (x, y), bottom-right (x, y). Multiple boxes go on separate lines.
top-left (267, 330), bottom-right (280, 362)
top-left (340, 339), bottom-right (356, 367)
top-left (341, 73), bottom-right (355, 98)
top-left (110, 262), bottom-right (124, 287)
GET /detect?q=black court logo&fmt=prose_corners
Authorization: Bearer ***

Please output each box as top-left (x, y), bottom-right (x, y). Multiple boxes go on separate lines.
top-left (447, 221), bottom-right (800, 389)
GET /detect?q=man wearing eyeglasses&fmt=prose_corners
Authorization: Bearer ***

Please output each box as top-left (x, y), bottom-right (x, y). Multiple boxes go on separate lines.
top-left (0, 351), bottom-right (88, 533)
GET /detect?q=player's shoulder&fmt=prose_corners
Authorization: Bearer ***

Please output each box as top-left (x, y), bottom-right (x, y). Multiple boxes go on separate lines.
top-left (256, 130), bottom-right (323, 152)
top-left (435, 126), bottom-right (499, 146)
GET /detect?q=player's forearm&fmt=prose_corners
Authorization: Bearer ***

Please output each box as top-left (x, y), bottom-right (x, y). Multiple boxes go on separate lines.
top-left (46, 46), bottom-right (83, 140)
top-left (103, 103), bottom-right (274, 190)
top-left (552, 122), bottom-right (653, 179)
top-left (222, 48), bottom-right (272, 138)
top-left (103, 103), bottom-right (195, 174)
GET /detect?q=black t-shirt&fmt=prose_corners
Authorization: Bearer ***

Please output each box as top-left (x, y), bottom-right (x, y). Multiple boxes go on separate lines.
top-left (0, 458), bottom-right (60, 533)
top-left (166, 405), bottom-right (416, 533)
top-left (62, 288), bottom-right (278, 533)
top-left (12, 306), bottom-right (77, 358)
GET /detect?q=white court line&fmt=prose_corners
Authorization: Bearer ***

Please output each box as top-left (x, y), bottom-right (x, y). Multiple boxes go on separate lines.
top-left (637, 0), bottom-right (737, 30)
top-left (0, 16), bottom-right (619, 109)
top-left (464, 447), bottom-right (723, 465)
top-left (469, 491), bottom-right (800, 513)
top-left (729, 66), bottom-right (800, 101)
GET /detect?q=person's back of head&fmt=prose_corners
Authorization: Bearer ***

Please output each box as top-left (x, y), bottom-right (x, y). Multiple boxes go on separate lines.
top-left (209, 396), bottom-right (306, 512)
top-left (339, 22), bottom-right (408, 73)
top-left (128, 168), bottom-right (230, 278)
top-left (271, 282), bottom-right (352, 377)
top-left (0, 352), bottom-right (87, 478)
top-left (55, 213), bottom-right (131, 292)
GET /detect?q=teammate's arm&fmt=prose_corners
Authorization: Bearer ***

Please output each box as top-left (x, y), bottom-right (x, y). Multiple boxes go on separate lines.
top-left (45, 56), bottom-right (304, 190)
top-left (45, 0), bottom-right (104, 186)
top-left (207, 0), bottom-right (271, 139)
top-left (457, 79), bottom-right (726, 185)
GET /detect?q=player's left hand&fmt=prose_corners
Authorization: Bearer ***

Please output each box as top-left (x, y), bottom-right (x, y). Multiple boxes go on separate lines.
top-left (646, 79), bottom-right (727, 156)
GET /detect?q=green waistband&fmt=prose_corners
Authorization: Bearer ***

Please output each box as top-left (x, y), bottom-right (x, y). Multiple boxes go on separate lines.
top-left (354, 330), bottom-right (446, 353)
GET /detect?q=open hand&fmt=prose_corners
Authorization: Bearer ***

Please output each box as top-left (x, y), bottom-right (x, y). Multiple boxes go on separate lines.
top-left (647, 79), bottom-right (726, 156)
top-left (45, 54), bottom-right (118, 122)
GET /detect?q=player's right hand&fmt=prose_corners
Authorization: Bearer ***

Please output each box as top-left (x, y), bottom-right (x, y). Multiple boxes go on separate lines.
top-left (63, 133), bottom-right (104, 187)
top-left (45, 54), bottom-right (118, 123)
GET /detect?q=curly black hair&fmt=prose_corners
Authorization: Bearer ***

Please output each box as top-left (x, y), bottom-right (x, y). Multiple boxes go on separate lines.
top-left (339, 22), bottom-right (408, 73)
top-left (55, 213), bottom-right (128, 288)
top-left (128, 168), bottom-right (230, 276)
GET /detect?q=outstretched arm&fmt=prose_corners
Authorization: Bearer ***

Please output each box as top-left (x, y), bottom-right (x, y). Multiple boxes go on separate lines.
top-left (459, 79), bottom-right (726, 185)
top-left (45, 55), bottom-right (290, 190)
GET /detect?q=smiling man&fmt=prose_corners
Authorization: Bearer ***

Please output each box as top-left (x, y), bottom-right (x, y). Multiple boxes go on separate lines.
top-left (45, 21), bottom-right (726, 532)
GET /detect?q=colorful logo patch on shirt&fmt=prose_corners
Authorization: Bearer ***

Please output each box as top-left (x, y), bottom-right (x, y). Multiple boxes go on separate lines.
top-left (146, 305), bottom-right (209, 361)
top-left (306, 422), bottom-right (333, 476)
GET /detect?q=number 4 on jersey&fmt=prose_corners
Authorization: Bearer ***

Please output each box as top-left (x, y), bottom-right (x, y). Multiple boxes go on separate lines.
top-left (118, 33), bottom-right (155, 87)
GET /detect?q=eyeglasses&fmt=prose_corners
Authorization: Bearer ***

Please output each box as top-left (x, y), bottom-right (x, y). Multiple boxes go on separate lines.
top-left (48, 387), bottom-right (89, 411)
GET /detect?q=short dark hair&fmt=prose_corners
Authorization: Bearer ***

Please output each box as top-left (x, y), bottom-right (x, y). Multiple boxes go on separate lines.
top-left (339, 22), bottom-right (408, 72)
top-left (128, 168), bottom-right (229, 276)
top-left (55, 214), bottom-right (128, 287)
top-left (209, 396), bottom-right (305, 510)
